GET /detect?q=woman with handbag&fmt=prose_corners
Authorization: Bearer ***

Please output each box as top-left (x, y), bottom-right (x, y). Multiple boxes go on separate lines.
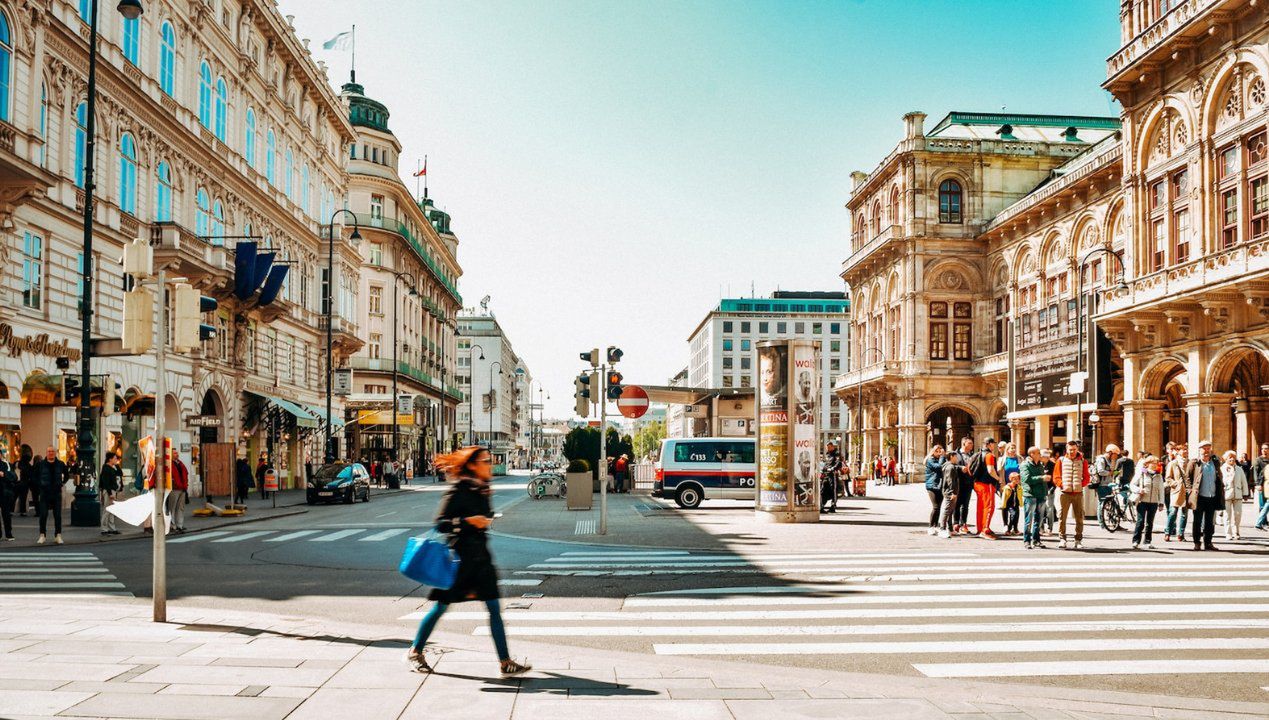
top-left (406, 446), bottom-right (530, 676)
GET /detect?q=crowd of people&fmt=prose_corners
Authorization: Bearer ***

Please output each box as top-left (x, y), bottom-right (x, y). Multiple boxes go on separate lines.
top-left (922, 437), bottom-right (1267, 551)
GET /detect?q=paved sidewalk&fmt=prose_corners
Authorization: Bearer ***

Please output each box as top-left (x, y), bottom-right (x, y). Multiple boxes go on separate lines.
top-left (3, 486), bottom-right (410, 549)
top-left (1, 596), bottom-right (1267, 720)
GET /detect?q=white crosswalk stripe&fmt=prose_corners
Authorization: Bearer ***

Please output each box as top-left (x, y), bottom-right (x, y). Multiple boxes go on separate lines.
top-left (359, 529), bottom-right (410, 542)
top-left (0, 552), bottom-right (130, 597)
top-left (161, 527), bottom-right (420, 544)
top-left (412, 547), bottom-right (1269, 678)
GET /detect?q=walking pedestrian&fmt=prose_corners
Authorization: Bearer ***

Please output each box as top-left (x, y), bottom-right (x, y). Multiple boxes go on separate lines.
top-left (1054, 440), bottom-right (1089, 550)
top-left (970, 437), bottom-right (1001, 539)
top-left (615, 454), bottom-right (630, 494)
top-left (923, 445), bottom-right (945, 533)
top-left (1221, 450), bottom-right (1248, 541)
top-left (1185, 440), bottom-right (1222, 551)
top-left (16, 445), bottom-right (33, 516)
top-left (1130, 454), bottom-right (1164, 549)
top-left (885, 455), bottom-right (898, 486)
top-left (937, 450), bottom-right (961, 538)
top-left (955, 437), bottom-right (975, 533)
top-left (0, 447), bottom-right (15, 541)
top-left (1001, 472), bottom-right (1021, 535)
top-left (1164, 442), bottom-right (1189, 541)
top-left (1255, 462), bottom-right (1269, 531)
top-left (406, 446), bottom-right (530, 676)
top-left (1020, 447), bottom-right (1048, 549)
top-left (823, 443), bottom-right (844, 514)
top-left (168, 455), bottom-right (189, 534)
top-left (1040, 448), bottom-right (1057, 535)
top-left (234, 457), bottom-right (253, 506)
top-left (256, 455), bottom-right (270, 499)
top-left (99, 451), bottom-right (123, 536)
top-left (33, 446), bottom-right (67, 544)
top-left (1253, 443), bottom-right (1269, 518)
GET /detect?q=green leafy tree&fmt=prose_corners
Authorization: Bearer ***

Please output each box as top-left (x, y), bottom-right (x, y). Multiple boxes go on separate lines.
top-left (634, 420), bottom-right (666, 459)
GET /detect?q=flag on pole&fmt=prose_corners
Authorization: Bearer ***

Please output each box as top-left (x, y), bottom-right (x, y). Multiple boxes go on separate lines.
top-left (413, 158), bottom-right (427, 177)
top-left (322, 30), bottom-right (353, 50)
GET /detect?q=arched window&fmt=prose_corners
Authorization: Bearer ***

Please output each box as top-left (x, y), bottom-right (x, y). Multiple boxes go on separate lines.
top-left (938, 179), bottom-right (963, 224)
top-left (266, 130), bottom-right (277, 185)
top-left (889, 186), bottom-right (900, 225)
top-left (119, 133), bottom-right (137, 215)
top-left (198, 61), bottom-right (213, 129)
top-left (214, 77), bottom-right (227, 141)
top-left (871, 201), bottom-right (882, 236)
top-left (121, 15), bottom-right (139, 65)
top-left (284, 148), bottom-right (293, 198)
top-left (37, 83), bottom-right (47, 167)
top-left (155, 161), bottom-right (172, 221)
top-left (195, 187), bottom-right (210, 237)
top-left (212, 199), bottom-right (225, 239)
top-left (0, 12), bottom-right (11, 122)
top-left (301, 163), bottom-right (310, 215)
top-left (159, 22), bottom-right (176, 96)
top-left (74, 102), bottom-right (88, 188)
top-left (244, 108), bottom-right (256, 168)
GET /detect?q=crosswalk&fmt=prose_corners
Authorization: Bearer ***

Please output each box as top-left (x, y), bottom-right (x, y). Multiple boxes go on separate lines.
top-left (407, 547), bottom-right (1269, 678)
top-left (164, 527), bottom-right (417, 544)
top-left (0, 552), bottom-right (131, 597)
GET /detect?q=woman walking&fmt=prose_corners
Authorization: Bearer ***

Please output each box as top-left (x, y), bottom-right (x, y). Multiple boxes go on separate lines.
top-left (1129, 454), bottom-right (1164, 549)
top-left (406, 446), bottom-right (530, 676)
top-left (924, 445), bottom-right (946, 535)
top-left (1222, 450), bottom-right (1249, 541)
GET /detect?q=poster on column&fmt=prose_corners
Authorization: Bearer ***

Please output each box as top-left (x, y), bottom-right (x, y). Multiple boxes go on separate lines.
top-left (757, 344), bottom-right (789, 508)
top-left (791, 343), bottom-right (819, 510)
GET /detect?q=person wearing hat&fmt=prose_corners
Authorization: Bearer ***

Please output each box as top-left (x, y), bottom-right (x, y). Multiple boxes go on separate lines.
top-left (1184, 439), bottom-right (1223, 551)
top-left (1093, 444), bottom-right (1120, 529)
top-left (407, 446), bottom-right (530, 677)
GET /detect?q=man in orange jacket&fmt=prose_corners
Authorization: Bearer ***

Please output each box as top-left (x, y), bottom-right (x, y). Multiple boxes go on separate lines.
top-left (1052, 440), bottom-right (1090, 549)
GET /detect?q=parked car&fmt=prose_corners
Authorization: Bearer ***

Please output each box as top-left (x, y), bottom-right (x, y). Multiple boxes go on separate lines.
top-left (307, 462), bottom-right (371, 505)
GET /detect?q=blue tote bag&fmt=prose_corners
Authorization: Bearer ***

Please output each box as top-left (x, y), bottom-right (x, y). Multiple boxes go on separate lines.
top-left (398, 533), bottom-right (460, 590)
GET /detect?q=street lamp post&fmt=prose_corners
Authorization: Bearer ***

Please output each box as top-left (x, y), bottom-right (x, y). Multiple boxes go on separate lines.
top-left (324, 210), bottom-right (361, 464)
top-left (467, 344), bottom-right (485, 444)
top-left (390, 271), bottom-right (417, 472)
top-left (854, 346), bottom-right (886, 478)
top-left (1075, 248), bottom-right (1127, 447)
top-left (72, 0), bottom-right (146, 527)
top-left (487, 361), bottom-right (503, 451)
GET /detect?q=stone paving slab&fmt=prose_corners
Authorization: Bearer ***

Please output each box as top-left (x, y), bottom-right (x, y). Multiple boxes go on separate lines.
top-left (0, 689), bottom-right (94, 715)
top-left (286, 688), bottom-right (417, 720)
top-left (59, 692), bottom-right (303, 720)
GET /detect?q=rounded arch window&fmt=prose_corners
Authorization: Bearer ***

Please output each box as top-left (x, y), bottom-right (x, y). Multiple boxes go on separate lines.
top-left (938, 179), bottom-right (962, 223)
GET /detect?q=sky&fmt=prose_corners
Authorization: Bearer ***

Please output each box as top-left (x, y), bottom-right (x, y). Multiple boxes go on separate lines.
top-left (280, 0), bottom-right (1123, 419)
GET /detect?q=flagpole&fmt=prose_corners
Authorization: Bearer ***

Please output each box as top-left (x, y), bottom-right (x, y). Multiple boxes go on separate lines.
top-left (351, 24), bottom-right (356, 83)
top-left (423, 155), bottom-right (428, 199)
top-left (416, 158), bottom-right (421, 200)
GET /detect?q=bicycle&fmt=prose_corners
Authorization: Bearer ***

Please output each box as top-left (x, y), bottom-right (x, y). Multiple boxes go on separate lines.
top-left (1098, 483), bottom-right (1136, 533)
top-left (527, 472), bottom-right (566, 500)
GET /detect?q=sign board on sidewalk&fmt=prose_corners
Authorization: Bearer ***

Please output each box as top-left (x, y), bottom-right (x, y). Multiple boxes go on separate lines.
top-left (617, 386), bottom-right (650, 419)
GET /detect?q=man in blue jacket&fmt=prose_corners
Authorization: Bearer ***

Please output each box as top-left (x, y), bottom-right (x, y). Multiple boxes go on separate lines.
top-left (924, 445), bottom-right (946, 535)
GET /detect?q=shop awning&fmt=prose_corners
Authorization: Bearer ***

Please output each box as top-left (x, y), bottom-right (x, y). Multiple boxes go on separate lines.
top-left (246, 391), bottom-right (319, 429)
top-left (300, 402), bottom-right (347, 429)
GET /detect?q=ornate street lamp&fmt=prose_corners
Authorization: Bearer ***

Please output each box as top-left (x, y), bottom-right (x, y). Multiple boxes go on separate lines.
top-left (324, 209), bottom-right (361, 463)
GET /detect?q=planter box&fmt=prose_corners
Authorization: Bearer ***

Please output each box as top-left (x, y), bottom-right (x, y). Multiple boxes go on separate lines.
top-left (566, 471), bottom-right (593, 510)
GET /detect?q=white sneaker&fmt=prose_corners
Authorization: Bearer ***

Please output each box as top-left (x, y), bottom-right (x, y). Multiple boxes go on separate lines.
top-left (36, 534), bottom-right (45, 544)
top-left (927, 527), bottom-right (938, 536)
top-left (1074, 541), bottom-right (1084, 549)
top-left (938, 529), bottom-right (951, 538)
top-left (1059, 539), bottom-right (1068, 549)
top-left (1132, 542), bottom-right (1140, 549)
top-left (1146, 544), bottom-right (1156, 549)
top-left (54, 534), bottom-right (63, 545)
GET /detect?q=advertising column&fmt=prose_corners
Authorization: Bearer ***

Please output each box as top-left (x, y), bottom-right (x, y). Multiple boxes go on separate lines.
top-left (755, 340), bottom-right (820, 523)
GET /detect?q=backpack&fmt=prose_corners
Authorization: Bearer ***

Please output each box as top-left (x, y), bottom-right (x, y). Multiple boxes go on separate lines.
top-left (967, 450), bottom-right (985, 480)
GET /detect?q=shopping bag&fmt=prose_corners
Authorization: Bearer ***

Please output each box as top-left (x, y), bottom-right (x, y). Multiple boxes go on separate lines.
top-left (398, 533), bottom-right (459, 589)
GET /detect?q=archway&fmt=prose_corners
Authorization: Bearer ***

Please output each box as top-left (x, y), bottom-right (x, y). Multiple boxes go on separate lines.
top-left (925, 405), bottom-right (977, 454)
top-left (199, 389), bottom-right (224, 444)
top-left (1209, 348), bottom-right (1269, 456)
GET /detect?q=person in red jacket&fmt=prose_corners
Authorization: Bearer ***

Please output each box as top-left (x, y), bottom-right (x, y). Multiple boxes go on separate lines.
top-left (1052, 440), bottom-right (1090, 549)
top-left (167, 455), bottom-right (189, 534)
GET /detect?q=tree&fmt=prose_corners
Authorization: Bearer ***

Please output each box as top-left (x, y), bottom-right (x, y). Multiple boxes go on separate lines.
top-left (633, 420), bottom-right (666, 459)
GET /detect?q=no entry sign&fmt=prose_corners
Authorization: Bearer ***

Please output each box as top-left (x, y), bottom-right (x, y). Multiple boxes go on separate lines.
top-left (617, 386), bottom-right (650, 419)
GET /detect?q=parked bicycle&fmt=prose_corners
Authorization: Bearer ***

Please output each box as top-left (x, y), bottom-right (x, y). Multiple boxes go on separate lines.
top-left (527, 472), bottom-right (566, 500)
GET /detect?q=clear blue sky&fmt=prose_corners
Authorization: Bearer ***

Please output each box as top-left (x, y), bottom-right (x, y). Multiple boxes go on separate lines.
top-left (281, 0), bottom-right (1122, 419)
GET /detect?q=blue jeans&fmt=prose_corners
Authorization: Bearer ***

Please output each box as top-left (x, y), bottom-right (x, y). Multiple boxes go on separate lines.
top-left (1023, 497), bottom-right (1044, 545)
top-left (412, 600), bottom-right (510, 661)
top-left (1255, 499), bottom-right (1269, 529)
top-left (1166, 505), bottom-right (1187, 537)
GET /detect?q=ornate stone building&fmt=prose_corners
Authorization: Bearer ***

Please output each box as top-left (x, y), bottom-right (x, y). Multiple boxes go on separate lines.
top-left (838, 0), bottom-right (1269, 477)
top-left (0, 0), bottom-right (358, 493)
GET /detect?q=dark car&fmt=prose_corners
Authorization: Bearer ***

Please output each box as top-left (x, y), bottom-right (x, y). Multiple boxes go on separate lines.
top-left (306, 463), bottom-right (371, 505)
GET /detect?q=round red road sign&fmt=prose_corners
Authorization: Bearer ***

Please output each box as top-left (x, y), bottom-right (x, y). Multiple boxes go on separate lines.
top-left (617, 386), bottom-right (650, 419)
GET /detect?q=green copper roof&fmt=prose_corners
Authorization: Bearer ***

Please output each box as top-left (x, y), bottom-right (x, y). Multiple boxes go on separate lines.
top-left (343, 82), bottom-right (390, 133)
top-left (929, 112), bottom-right (1120, 135)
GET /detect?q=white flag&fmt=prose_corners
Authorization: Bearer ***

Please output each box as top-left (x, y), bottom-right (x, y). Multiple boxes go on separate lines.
top-left (322, 30), bottom-right (352, 51)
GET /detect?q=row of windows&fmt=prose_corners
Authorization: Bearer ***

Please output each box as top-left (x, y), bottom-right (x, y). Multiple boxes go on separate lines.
top-left (721, 320), bottom-right (843, 335)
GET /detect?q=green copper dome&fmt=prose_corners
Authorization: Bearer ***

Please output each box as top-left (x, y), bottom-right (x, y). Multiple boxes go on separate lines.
top-left (342, 82), bottom-right (390, 133)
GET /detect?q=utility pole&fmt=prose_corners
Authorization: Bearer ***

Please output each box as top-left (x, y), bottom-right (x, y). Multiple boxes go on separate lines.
top-left (598, 363), bottom-right (608, 535)
top-left (151, 266), bottom-right (167, 623)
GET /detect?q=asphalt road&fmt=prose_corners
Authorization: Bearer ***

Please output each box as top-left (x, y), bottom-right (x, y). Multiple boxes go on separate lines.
top-left (5, 477), bottom-right (1269, 704)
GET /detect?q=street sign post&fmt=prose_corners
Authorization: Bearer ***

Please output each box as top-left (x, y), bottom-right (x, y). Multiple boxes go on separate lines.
top-left (617, 386), bottom-right (650, 419)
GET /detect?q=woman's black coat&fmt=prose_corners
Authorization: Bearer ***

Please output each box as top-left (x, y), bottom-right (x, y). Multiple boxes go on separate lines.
top-left (429, 477), bottom-right (499, 603)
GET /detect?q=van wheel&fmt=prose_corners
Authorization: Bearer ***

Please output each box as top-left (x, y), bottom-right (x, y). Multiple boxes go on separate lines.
top-left (676, 486), bottom-right (702, 509)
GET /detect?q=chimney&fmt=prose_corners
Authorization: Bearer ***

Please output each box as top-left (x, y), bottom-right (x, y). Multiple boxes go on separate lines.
top-left (850, 171), bottom-right (869, 190)
top-left (903, 111), bottom-right (927, 139)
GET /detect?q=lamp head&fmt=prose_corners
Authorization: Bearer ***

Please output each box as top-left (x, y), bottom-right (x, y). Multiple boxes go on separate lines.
top-left (349, 227), bottom-right (362, 242)
top-left (117, 0), bottom-right (144, 20)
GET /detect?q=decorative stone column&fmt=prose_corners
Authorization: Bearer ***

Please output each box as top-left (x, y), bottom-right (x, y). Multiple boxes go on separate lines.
top-left (1248, 397), bottom-right (1269, 453)
top-left (1098, 410), bottom-right (1124, 453)
top-left (1184, 392), bottom-right (1236, 453)
top-left (1121, 399), bottom-right (1165, 458)
top-left (1008, 419), bottom-right (1029, 450)
top-left (1034, 414), bottom-right (1052, 450)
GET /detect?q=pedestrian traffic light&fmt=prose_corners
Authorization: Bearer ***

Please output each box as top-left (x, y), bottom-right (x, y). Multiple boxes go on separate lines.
top-left (607, 347), bottom-right (623, 364)
top-left (60, 375), bottom-right (81, 404)
top-left (580, 348), bottom-right (600, 367)
top-left (606, 370), bottom-right (624, 400)
top-left (173, 283), bottom-right (218, 353)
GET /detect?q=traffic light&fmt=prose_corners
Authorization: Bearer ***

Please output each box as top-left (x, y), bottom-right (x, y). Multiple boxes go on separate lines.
top-left (122, 287), bottom-right (154, 354)
top-left (580, 348), bottom-right (600, 367)
top-left (606, 370), bottom-right (624, 400)
top-left (173, 283), bottom-right (218, 353)
top-left (607, 347), bottom-right (623, 364)
top-left (574, 372), bottom-right (591, 418)
top-left (60, 375), bottom-right (81, 404)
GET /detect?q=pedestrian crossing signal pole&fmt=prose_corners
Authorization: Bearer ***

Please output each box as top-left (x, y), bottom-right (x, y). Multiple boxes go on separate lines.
top-left (599, 365), bottom-right (608, 535)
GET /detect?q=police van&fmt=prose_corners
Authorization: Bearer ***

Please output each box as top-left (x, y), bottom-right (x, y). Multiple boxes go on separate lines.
top-left (652, 437), bottom-right (756, 509)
